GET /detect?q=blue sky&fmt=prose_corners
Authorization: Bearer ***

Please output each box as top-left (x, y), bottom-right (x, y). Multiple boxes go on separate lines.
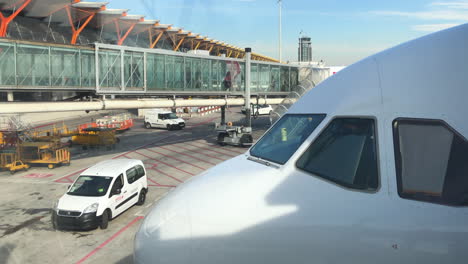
top-left (105, 0), bottom-right (468, 65)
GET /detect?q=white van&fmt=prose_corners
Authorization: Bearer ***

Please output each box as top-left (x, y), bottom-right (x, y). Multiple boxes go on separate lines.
top-left (52, 159), bottom-right (148, 230)
top-left (144, 109), bottom-right (185, 130)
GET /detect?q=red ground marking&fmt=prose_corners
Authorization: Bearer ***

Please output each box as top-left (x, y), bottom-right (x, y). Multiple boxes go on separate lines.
top-left (147, 177), bottom-right (176, 188)
top-left (191, 141), bottom-right (246, 155)
top-left (157, 145), bottom-right (216, 166)
top-left (134, 150), bottom-right (195, 177)
top-left (75, 216), bottom-right (144, 264)
top-left (184, 142), bottom-right (237, 157)
top-left (54, 168), bottom-right (87, 183)
top-left (23, 173), bottom-right (54, 179)
top-left (146, 165), bottom-right (183, 183)
top-left (145, 148), bottom-right (207, 171)
top-left (176, 145), bottom-right (226, 161)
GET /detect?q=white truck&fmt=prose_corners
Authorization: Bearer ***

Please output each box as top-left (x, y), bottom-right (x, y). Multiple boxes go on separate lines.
top-left (144, 109), bottom-right (185, 130)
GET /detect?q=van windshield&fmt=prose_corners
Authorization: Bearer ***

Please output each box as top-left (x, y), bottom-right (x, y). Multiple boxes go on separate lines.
top-left (67, 175), bottom-right (113, 197)
top-left (160, 113), bottom-right (178, 120)
top-left (249, 114), bottom-right (326, 165)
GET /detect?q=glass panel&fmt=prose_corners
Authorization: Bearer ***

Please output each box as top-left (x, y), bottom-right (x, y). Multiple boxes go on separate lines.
top-left (240, 62), bottom-right (245, 92)
top-left (270, 66), bottom-right (280, 92)
top-left (99, 50), bottom-right (121, 89)
top-left (50, 47), bottom-right (80, 87)
top-left (81, 50), bottom-right (95, 88)
top-left (146, 53), bottom-right (156, 90)
top-left (297, 118), bottom-right (379, 190)
top-left (156, 54), bottom-right (165, 89)
top-left (185, 57), bottom-right (193, 90)
top-left (250, 114), bottom-right (326, 165)
top-left (394, 119), bottom-right (468, 205)
top-left (192, 58), bottom-right (202, 91)
top-left (124, 51), bottom-right (143, 89)
top-left (290, 67), bottom-right (299, 88)
top-left (259, 64), bottom-right (269, 92)
top-left (166, 55), bottom-right (174, 89)
top-left (17, 45), bottom-right (49, 86)
top-left (0, 42), bottom-right (16, 85)
top-left (250, 64), bottom-right (258, 91)
top-left (211, 60), bottom-right (219, 90)
top-left (225, 61), bottom-right (242, 92)
top-left (280, 66), bottom-right (290, 92)
top-left (174, 56), bottom-right (184, 90)
top-left (201, 59), bottom-right (210, 90)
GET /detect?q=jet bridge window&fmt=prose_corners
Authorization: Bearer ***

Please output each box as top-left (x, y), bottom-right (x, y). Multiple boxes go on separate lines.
top-left (393, 119), bottom-right (468, 206)
top-left (296, 118), bottom-right (379, 190)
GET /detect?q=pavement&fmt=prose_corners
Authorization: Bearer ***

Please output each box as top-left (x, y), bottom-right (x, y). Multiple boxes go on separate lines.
top-left (0, 107), bottom-right (271, 264)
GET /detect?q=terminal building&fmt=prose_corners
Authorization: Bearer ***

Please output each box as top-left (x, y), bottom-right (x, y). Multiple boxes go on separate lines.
top-left (0, 0), bottom-right (311, 102)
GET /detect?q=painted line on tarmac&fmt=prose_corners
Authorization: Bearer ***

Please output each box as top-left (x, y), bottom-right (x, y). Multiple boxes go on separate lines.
top-left (191, 141), bottom-right (246, 155)
top-left (75, 216), bottom-right (144, 264)
top-left (146, 166), bottom-right (183, 185)
top-left (54, 168), bottom-right (87, 183)
top-left (176, 144), bottom-right (226, 161)
top-left (147, 177), bottom-right (177, 188)
top-left (134, 150), bottom-right (194, 177)
top-left (157, 145), bottom-right (217, 166)
top-left (144, 148), bottom-right (207, 171)
top-left (184, 142), bottom-right (237, 157)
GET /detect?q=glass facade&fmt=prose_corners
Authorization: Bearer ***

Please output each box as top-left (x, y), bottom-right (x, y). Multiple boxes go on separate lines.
top-left (0, 41), bottom-right (300, 93)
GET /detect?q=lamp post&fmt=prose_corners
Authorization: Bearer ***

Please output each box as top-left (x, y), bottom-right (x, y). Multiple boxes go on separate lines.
top-left (278, 0), bottom-right (282, 62)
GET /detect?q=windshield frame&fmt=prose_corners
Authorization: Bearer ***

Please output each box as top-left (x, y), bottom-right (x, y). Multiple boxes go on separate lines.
top-left (249, 113), bottom-right (326, 165)
top-left (67, 175), bottom-right (113, 197)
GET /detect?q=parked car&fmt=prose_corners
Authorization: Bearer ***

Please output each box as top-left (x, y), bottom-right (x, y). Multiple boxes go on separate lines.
top-left (52, 159), bottom-right (148, 230)
top-left (241, 104), bottom-right (273, 116)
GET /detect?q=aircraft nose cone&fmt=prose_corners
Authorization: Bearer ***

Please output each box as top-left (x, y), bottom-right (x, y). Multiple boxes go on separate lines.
top-left (134, 191), bottom-right (191, 264)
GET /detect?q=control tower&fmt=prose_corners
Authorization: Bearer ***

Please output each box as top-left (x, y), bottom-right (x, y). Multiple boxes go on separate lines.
top-left (298, 36), bottom-right (312, 62)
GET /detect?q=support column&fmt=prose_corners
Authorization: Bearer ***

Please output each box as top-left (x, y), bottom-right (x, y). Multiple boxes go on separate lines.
top-left (220, 106), bottom-right (226, 125)
top-left (245, 47), bottom-right (252, 128)
top-left (7, 92), bottom-right (14, 102)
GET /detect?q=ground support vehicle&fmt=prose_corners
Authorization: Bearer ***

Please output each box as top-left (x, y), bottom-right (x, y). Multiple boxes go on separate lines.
top-left (96, 113), bottom-right (134, 132)
top-left (144, 109), bottom-right (185, 130)
top-left (215, 123), bottom-right (253, 147)
top-left (72, 127), bottom-right (118, 150)
top-left (52, 159), bottom-right (148, 230)
top-left (19, 141), bottom-right (70, 169)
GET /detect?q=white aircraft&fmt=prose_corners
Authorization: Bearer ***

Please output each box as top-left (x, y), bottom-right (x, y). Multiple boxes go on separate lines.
top-left (134, 24), bottom-right (468, 264)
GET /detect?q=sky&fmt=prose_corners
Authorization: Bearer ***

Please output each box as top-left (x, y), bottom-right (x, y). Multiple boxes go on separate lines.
top-left (104, 0), bottom-right (468, 66)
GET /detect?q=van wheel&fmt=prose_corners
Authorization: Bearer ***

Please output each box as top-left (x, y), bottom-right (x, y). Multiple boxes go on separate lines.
top-left (144, 122), bottom-right (151, 129)
top-left (51, 213), bottom-right (58, 230)
top-left (167, 124), bottom-right (172, 131)
top-left (100, 210), bottom-right (110, 229)
top-left (136, 189), bottom-right (146, 206)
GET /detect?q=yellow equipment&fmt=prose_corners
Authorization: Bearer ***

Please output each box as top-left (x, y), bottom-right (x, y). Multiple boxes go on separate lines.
top-left (5, 160), bottom-right (30, 174)
top-left (18, 141), bottom-right (70, 169)
top-left (72, 127), bottom-right (118, 149)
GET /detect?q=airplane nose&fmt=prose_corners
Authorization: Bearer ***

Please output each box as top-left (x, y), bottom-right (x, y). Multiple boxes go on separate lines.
top-left (134, 192), bottom-right (191, 264)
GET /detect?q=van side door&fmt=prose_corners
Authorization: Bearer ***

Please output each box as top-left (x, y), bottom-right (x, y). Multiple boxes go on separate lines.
top-left (109, 173), bottom-right (131, 217)
top-left (157, 114), bottom-right (165, 127)
top-left (125, 166), bottom-right (141, 207)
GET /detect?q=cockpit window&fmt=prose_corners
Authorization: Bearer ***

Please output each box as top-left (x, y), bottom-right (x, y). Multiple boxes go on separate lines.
top-left (296, 118), bottom-right (379, 190)
top-left (249, 114), bottom-right (325, 164)
top-left (393, 118), bottom-right (468, 206)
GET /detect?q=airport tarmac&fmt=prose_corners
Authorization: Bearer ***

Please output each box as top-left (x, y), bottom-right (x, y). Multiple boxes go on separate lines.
top-left (0, 107), bottom-right (271, 264)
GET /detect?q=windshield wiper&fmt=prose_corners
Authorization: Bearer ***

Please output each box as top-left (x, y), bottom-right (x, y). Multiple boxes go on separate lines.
top-left (247, 155), bottom-right (280, 168)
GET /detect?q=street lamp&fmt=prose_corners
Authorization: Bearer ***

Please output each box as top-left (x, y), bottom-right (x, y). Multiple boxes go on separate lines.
top-left (278, 0), bottom-right (282, 62)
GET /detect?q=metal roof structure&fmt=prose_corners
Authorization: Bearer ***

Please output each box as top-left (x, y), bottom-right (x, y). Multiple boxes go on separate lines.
top-left (0, 0), bottom-right (278, 62)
